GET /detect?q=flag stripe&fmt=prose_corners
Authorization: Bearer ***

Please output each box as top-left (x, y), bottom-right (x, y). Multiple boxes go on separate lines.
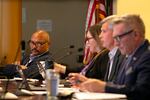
top-left (85, 0), bottom-right (96, 32)
top-left (84, 0), bottom-right (111, 65)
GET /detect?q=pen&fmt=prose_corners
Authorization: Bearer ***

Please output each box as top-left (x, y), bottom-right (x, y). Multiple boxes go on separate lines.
top-left (65, 76), bottom-right (70, 80)
top-left (75, 80), bottom-right (82, 84)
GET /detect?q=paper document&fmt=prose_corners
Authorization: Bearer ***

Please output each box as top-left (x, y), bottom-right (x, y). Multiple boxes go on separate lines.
top-left (58, 87), bottom-right (79, 96)
top-left (73, 92), bottom-right (126, 100)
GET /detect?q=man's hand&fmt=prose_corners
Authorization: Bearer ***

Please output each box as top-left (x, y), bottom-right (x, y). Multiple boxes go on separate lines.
top-left (68, 73), bottom-right (88, 86)
top-left (19, 65), bottom-right (27, 70)
top-left (13, 61), bottom-right (27, 70)
top-left (79, 79), bottom-right (106, 93)
top-left (53, 62), bottom-right (66, 74)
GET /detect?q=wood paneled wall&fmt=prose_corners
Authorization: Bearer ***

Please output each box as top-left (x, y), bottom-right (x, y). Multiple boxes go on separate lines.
top-left (0, 0), bottom-right (21, 65)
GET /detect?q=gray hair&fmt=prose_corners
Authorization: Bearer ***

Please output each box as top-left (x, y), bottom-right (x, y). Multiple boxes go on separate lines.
top-left (112, 14), bottom-right (145, 38)
top-left (99, 15), bottom-right (118, 30)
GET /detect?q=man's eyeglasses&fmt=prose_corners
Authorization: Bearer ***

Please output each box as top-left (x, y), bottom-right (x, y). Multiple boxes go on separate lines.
top-left (113, 29), bottom-right (134, 42)
top-left (28, 40), bottom-right (47, 47)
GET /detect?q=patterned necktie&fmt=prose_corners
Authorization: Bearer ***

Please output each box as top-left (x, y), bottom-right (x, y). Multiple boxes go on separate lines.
top-left (116, 56), bottom-right (132, 84)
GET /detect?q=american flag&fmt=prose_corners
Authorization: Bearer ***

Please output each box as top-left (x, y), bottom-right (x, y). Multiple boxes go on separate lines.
top-left (83, 0), bottom-right (111, 65)
top-left (85, 0), bottom-right (106, 32)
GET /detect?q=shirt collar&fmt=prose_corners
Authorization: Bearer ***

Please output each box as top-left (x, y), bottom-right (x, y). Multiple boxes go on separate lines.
top-left (109, 47), bottom-right (118, 60)
top-left (30, 51), bottom-right (49, 60)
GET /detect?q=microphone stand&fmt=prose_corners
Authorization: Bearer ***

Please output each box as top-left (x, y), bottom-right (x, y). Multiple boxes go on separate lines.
top-left (16, 65), bottom-right (30, 90)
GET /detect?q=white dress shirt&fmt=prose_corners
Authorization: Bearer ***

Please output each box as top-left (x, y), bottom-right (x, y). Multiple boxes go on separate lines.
top-left (107, 47), bottom-right (118, 79)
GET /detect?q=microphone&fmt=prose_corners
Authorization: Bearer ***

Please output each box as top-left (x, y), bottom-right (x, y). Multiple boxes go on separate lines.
top-left (77, 48), bottom-right (84, 63)
top-left (78, 48), bottom-right (83, 52)
top-left (13, 40), bottom-right (26, 63)
top-left (53, 47), bottom-right (83, 74)
top-left (21, 40), bottom-right (25, 51)
top-left (55, 51), bottom-right (73, 62)
top-left (52, 45), bottom-right (75, 57)
top-left (54, 47), bottom-right (83, 62)
top-left (21, 40), bottom-right (26, 59)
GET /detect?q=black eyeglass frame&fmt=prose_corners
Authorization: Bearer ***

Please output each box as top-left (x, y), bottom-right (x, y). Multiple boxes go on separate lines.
top-left (113, 29), bottom-right (134, 42)
top-left (28, 40), bottom-right (48, 47)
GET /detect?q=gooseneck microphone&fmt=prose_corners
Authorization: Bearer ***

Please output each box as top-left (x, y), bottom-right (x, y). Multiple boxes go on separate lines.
top-left (54, 47), bottom-right (83, 63)
top-left (55, 51), bottom-right (73, 62)
top-left (13, 40), bottom-right (26, 63)
top-left (51, 45), bottom-right (75, 65)
top-left (21, 40), bottom-right (26, 59)
top-left (21, 40), bottom-right (25, 51)
top-left (52, 45), bottom-right (75, 57)
top-left (78, 48), bottom-right (83, 52)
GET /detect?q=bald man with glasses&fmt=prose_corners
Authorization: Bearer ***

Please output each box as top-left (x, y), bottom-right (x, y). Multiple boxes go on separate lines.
top-left (0, 30), bottom-right (54, 80)
top-left (21, 30), bottom-right (53, 80)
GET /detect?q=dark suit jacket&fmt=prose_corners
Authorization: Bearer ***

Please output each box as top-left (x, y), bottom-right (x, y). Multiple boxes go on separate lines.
top-left (63, 49), bottom-right (109, 80)
top-left (85, 49), bottom-right (109, 80)
top-left (21, 51), bottom-right (53, 80)
top-left (0, 52), bottom-right (53, 79)
top-left (105, 40), bottom-right (150, 100)
top-left (104, 49), bottom-right (124, 82)
top-left (0, 64), bottom-right (18, 78)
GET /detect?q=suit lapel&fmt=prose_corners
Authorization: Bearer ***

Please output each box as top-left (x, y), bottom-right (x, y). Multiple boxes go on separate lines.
top-left (108, 50), bottom-right (120, 80)
top-left (109, 50), bottom-right (124, 81)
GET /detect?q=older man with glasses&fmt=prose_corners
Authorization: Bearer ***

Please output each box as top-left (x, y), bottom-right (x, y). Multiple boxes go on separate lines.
top-left (21, 30), bottom-right (53, 80)
top-left (0, 30), bottom-right (53, 80)
top-left (74, 14), bottom-right (150, 100)
top-left (113, 29), bottom-right (134, 42)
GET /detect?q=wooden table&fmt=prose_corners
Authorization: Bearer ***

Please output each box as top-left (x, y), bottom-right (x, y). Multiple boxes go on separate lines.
top-left (0, 79), bottom-right (71, 100)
